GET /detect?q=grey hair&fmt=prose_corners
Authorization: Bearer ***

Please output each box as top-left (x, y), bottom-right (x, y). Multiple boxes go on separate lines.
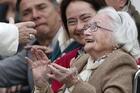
top-left (97, 7), bottom-right (140, 60)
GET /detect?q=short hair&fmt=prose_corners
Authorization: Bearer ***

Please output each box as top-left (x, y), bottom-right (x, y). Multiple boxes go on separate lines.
top-left (16, 0), bottom-right (58, 12)
top-left (97, 7), bottom-right (140, 60)
top-left (60, 0), bottom-right (106, 36)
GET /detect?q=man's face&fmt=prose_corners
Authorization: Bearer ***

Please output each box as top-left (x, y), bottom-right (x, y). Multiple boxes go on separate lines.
top-left (19, 0), bottom-right (60, 39)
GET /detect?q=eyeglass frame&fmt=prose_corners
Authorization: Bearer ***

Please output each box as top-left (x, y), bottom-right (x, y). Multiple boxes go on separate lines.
top-left (82, 21), bottom-right (113, 32)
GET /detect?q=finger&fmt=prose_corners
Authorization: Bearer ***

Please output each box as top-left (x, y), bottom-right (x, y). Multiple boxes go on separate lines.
top-left (23, 21), bottom-right (36, 28)
top-left (25, 57), bottom-right (38, 69)
top-left (51, 63), bottom-right (68, 71)
top-left (33, 49), bottom-right (42, 60)
top-left (30, 48), bottom-right (38, 61)
top-left (31, 45), bottom-right (47, 51)
top-left (25, 57), bottom-right (34, 67)
top-left (0, 88), bottom-right (7, 93)
top-left (48, 65), bottom-right (62, 75)
top-left (70, 57), bottom-right (75, 67)
top-left (17, 21), bottom-right (36, 28)
top-left (25, 45), bottom-right (42, 50)
top-left (22, 28), bottom-right (37, 35)
top-left (17, 85), bottom-right (22, 92)
top-left (6, 88), bottom-right (10, 93)
top-left (9, 17), bottom-right (15, 24)
top-left (27, 28), bottom-right (37, 35)
top-left (45, 47), bottom-right (53, 54)
top-left (10, 86), bottom-right (16, 93)
top-left (46, 73), bottom-right (56, 80)
top-left (24, 45), bottom-right (33, 50)
top-left (37, 49), bottom-right (49, 61)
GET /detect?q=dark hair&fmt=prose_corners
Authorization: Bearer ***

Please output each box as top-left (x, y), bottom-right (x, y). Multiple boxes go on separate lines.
top-left (60, 0), bottom-right (107, 36)
top-left (17, 0), bottom-right (58, 12)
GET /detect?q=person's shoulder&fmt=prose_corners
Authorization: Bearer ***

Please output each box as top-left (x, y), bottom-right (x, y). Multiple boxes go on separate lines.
top-left (104, 49), bottom-right (137, 67)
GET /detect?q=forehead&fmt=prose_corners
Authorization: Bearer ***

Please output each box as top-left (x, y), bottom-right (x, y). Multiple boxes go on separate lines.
top-left (66, 1), bottom-right (96, 17)
top-left (93, 14), bottom-right (111, 27)
top-left (20, 0), bottom-right (51, 10)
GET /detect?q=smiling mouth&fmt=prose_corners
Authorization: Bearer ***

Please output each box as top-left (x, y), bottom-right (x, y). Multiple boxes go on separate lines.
top-left (85, 39), bottom-right (95, 43)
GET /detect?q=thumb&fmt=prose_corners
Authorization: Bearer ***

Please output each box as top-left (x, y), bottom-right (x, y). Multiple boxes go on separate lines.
top-left (16, 21), bottom-right (36, 28)
top-left (70, 57), bottom-right (75, 67)
top-left (21, 21), bottom-right (36, 28)
top-left (9, 17), bottom-right (15, 24)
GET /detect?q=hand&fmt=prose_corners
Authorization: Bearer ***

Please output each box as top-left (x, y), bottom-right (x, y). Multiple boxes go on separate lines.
top-left (25, 45), bottom-right (53, 54)
top-left (48, 63), bottom-right (78, 87)
top-left (16, 21), bottom-right (37, 46)
top-left (0, 85), bottom-right (21, 93)
top-left (26, 49), bottom-right (51, 87)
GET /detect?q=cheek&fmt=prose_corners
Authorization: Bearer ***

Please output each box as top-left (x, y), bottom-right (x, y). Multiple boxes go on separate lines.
top-left (105, 0), bottom-right (113, 6)
top-left (22, 16), bottom-right (31, 21)
top-left (68, 26), bottom-right (75, 37)
top-left (97, 34), bottom-right (111, 49)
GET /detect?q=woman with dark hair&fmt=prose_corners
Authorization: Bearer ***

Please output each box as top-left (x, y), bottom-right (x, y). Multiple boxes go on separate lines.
top-left (60, 0), bottom-right (106, 36)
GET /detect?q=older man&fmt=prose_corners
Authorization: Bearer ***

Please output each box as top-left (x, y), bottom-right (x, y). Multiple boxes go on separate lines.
top-left (0, 0), bottom-right (80, 92)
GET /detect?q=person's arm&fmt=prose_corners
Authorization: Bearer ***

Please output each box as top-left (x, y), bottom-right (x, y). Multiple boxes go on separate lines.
top-left (0, 20), bottom-right (36, 57)
top-left (0, 49), bottom-right (28, 87)
top-left (0, 23), bottom-right (19, 56)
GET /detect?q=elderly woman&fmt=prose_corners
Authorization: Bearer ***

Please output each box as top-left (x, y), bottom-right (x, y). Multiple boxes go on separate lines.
top-left (27, 7), bottom-right (140, 93)
top-left (31, 8), bottom-right (140, 93)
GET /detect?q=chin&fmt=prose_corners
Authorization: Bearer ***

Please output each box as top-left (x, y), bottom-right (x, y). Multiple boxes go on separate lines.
top-left (84, 45), bottom-right (90, 52)
top-left (84, 43), bottom-right (95, 52)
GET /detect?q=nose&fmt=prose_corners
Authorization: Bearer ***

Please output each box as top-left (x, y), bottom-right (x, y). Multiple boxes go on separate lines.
top-left (32, 9), bottom-right (40, 21)
top-left (83, 27), bottom-right (91, 36)
top-left (75, 21), bottom-right (85, 33)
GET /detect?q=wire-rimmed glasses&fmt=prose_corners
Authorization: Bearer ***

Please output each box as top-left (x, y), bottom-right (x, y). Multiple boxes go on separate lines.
top-left (82, 21), bottom-right (112, 32)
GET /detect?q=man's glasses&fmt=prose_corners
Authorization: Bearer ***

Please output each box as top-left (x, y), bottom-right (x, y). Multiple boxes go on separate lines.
top-left (82, 21), bottom-right (112, 32)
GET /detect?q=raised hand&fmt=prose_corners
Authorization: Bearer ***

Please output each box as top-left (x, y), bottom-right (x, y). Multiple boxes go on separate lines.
top-left (26, 49), bottom-right (51, 87)
top-left (16, 21), bottom-right (37, 46)
top-left (47, 63), bottom-right (78, 87)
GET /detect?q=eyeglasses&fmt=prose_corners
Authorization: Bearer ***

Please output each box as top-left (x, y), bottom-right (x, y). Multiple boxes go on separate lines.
top-left (82, 21), bottom-right (112, 32)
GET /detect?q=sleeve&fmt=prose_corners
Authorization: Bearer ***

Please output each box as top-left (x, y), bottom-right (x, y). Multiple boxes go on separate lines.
top-left (0, 49), bottom-right (28, 87)
top-left (69, 81), bottom-right (96, 93)
top-left (0, 23), bottom-right (19, 56)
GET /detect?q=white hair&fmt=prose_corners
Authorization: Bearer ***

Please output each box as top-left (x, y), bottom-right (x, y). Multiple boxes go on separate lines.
top-left (97, 7), bottom-right (140, 60)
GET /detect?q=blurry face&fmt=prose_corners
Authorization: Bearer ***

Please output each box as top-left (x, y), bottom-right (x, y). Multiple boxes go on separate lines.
top-left (105, 0), bottom-right (125, 10)
top-left (20, 0), bottom-right (60, 39)
top-left (84, 14), bottom-right (113, 54)
top-left (66, 1), bottom-right (96, 45)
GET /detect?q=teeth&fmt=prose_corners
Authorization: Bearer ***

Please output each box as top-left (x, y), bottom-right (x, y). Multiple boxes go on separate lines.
top-left (86, 39), bottom-right (94, 42)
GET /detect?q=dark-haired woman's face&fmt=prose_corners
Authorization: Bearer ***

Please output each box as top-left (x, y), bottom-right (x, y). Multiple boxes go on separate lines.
top-left (66, 1), bottom-right (96, 45)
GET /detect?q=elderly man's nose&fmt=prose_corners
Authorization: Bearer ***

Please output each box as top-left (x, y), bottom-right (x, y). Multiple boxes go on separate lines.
top-left (32, 10), bottom-right (40, 20)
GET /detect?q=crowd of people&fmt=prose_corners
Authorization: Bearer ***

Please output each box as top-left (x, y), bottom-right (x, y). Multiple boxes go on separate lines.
top-left (0, 0), bottom-right (140, 93)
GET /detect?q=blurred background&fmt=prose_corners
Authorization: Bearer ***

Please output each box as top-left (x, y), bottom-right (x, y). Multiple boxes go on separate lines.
top-left (132, 0), bottom-right (140, 13)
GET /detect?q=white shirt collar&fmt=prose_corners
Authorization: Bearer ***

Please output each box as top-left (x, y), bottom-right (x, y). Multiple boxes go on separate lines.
top-left (51, 26), bottom-right (72, 52)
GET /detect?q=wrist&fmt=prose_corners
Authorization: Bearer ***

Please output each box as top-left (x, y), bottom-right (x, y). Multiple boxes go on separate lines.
top-left (65, 75), bottom-right (80, 88)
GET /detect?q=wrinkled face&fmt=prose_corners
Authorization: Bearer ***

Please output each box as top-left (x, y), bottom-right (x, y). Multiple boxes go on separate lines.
top-left (20, 0), bottom-right (60, 39)
top-left (84, 14), bottom-right (113, 54)
top-left (66, 1), bottom-right (96, 45)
